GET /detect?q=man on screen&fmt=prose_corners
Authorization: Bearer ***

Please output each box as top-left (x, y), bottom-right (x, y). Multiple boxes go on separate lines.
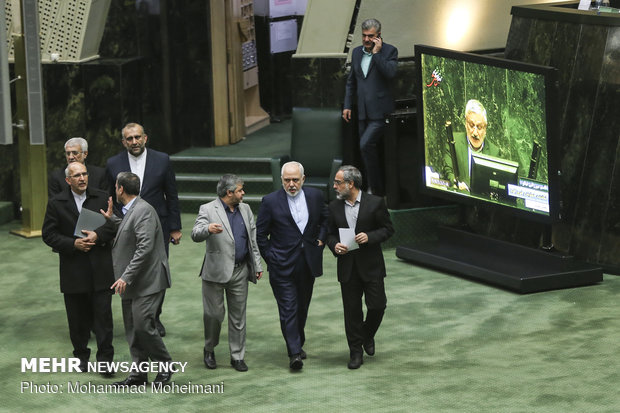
top-left (444, 99), bottom-right (500, 192)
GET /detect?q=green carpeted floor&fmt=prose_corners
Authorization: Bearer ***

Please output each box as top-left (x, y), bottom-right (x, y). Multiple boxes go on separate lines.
top-left (2, 214), bottom-right (619, 412)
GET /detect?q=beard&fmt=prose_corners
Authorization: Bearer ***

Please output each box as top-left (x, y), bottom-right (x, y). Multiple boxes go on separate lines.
top-left (335, 187), bottom-right (350, 200)
top-left (284, 186), bottom-right (301, 197)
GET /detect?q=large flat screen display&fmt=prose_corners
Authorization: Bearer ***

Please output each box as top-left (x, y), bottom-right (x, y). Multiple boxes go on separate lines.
top-left (415, 45), bottom-right (560, 222)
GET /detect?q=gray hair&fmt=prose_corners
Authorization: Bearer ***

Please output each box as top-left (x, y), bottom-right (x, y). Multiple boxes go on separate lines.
top-left (64, 137), bottom-right (88, 152)
top-left (281, 161), bottom-right (305, 178)
top-left (465, 99), bottom-right (487, 123)
top-left (361, 18), bottom-right (381, 33)
top-left (64, 163), bottom-right (87, 178)
top-left (339, 165), bottom-right (362, 189)
top-left (217, 174), bottom-right (244, 198)
top-left (116, 171), bottom-right (140, 195)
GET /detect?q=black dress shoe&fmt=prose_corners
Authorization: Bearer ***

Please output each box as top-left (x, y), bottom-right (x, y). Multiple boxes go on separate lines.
top-left (78, 359), bottom-right (89, 373)
top-left (156, 321), bottom-right (166, 337)
top-left (154, 371), bottom-right (173, 384)
top-left (289, 354), bottom-right (303, 370)
top-left (300, 349), bottom-right (307, 360)
top-left (347, 353), bottom-right (363, 369)
top-left (112, 376), bottom-right (147, 387)
top-left (99, 367), bottom-right (114, 378)
top-left (204, 349), bottom-right (216, 369)
top-left (230, 359), bottom-right (248, 372)
top-left (363, 338), bottom-right (375, 356)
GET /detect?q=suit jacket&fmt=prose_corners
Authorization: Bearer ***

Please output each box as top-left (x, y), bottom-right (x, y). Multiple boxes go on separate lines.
top-left (110, 197), bottom-right (171, 299)
top-left (344, 43), bottom-right (398, 120)
top-left (48, 164), bottom-right (108, 198)
top-left (327, 192), bottom-right (394, 283)
top-left (191, 199), bottom-right (263, 284)
top-left (444, 132), bottom-right (500, 190)
top-left (256, 187), bottom-right (328, 278)
top-left (42, 186), bottom-right (116, 294)
top-left (105, 149), bottom-right (181, 235)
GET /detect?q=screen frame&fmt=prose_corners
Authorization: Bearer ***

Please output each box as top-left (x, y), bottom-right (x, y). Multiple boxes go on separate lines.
top-left (414, 44), bottom-right (561, 223)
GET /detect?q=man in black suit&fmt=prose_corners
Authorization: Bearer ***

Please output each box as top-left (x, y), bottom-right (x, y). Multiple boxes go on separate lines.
top-left (342, 18), bottom-right (398, 196)
top-left (42, 162), bottom-right (115, 376)
top-left (48, 137), bottom-right (108, 198)
top-left (256, 161), bottom-right (329, 370)
top-left (327, 165), bottom-right (394, 369)
top-left (105, 122), bottom-right (182, 336)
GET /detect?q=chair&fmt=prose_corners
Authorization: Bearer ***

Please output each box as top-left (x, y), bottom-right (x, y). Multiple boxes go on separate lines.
top-left (271, 107), bottom-right (343, 201)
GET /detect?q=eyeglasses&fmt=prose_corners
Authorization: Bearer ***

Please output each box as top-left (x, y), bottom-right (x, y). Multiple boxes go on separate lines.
top-left (283, 178), bottom-right (301, 183)
top-left (124, 135), bottom-right (143, 142)
top-left (70, 172), bottom-right (89, 179)
top-left (65, 151), bottom-right (83, 156)
top-left (333, 179), bottom-right (348, 186)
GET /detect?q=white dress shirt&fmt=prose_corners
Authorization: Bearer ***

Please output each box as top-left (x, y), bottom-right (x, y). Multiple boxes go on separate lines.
top-left (287, 189), bottom-right (308, 234)
top-left (72, 190), bottom-right (87, 213)
top-left (128, 148), bottom-right (147, 190)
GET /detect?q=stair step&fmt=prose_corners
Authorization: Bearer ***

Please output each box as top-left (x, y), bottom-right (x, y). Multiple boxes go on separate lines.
top-left (176, 173), bottom-right (274, 195)
top-left (171, 156), bottom-right (274, 175)
top-left (178, 193), bottom-right (263, 214)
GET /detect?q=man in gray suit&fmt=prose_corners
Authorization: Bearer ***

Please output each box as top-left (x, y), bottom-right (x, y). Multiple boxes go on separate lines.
top-left (191, 174), bottom-right (263, 372)
top-left (105, 172), bottom-right (174, 386)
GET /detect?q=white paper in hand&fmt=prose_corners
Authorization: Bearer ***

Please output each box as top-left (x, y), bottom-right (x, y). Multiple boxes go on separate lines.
top-left (338, 228), bottom-right (359, 251)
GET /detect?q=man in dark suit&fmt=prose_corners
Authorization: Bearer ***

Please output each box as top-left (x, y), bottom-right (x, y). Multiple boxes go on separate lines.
top-left (105, 122), bottom-right (181, 336)
top-left (342, 18), bottom-right (398, 197)
top-left (48, 137), bottom-right (108, 198)
top-left (42, 162), bottom-right (115, 375)
top-left (104, 172), bottom-right (174, 386)
top-left (444, 99), bottom-right (500, 192)
top-left (327, 165), bottom-right (394, 369)
top-left (256, 161), bottom-right (329, 370)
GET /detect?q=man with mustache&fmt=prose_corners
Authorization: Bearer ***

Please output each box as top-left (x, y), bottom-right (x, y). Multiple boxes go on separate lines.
top-left (105, 122), bottom-right (182, 337)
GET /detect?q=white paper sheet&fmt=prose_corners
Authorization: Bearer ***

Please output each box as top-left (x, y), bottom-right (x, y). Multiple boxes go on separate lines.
top-left (338, 228), bottom-right (359, 251)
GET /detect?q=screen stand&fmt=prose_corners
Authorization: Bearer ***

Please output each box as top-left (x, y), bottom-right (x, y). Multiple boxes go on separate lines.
top-left (541, 225), bottom-right (554, 251)
top-left (395, 226), bottom-right (602, 293)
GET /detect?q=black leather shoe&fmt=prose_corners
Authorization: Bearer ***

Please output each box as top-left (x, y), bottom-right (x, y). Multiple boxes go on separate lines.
top-left (289, 354), bottom-right (303, 370)
top-left (363, 338), bottom-right (375, 356)
top-left (347, 353), bottom-right (363, 369)
top-left (99, 366), bottom-right (114, 378)
top-left (78, 359), bottom-right (89, 373)
top-left (204, 349), bottom-right (216, 369)
top-left (156, 320), bottom-right (166, 337)
top-left (154, 371), bottom-right (173, 384)
top-left (112, 376), bottom-right (147, 387)
top-left (230, 359), bottom-right (248, 372)
top-left (300, 349), bottom-right (307, 360)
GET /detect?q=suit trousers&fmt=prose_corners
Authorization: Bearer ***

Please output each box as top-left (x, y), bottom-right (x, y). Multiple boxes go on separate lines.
top-left (121, 290), bottom-right (172, 379)
top-left (340, 260), bottom-right (387, 355)
top-left (359, 119), bottom-right (387, 196)
top-left (202, 263), bottom-right (250, 360)
top-left (155, 224), bottom-right (172, 327)
top-left (269, 252), bottom-right (315, 356)
top-left (63, 290), bottom-right (114, 363)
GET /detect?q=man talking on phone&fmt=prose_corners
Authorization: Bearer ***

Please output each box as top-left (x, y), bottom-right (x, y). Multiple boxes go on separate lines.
top-left (342, 18), bottom-right (398, 197)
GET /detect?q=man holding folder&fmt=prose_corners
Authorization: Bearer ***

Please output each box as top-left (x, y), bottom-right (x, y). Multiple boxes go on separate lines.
top-left (42, 162), bottom-right (116, 375)
top-left (327, 165), bottom-right (394, 369)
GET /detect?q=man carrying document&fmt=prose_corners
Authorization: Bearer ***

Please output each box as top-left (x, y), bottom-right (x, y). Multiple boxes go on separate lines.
top-left (42, 162), bottom-right (116, 376)
top-left (327, 165), bottom-right (394, 369)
